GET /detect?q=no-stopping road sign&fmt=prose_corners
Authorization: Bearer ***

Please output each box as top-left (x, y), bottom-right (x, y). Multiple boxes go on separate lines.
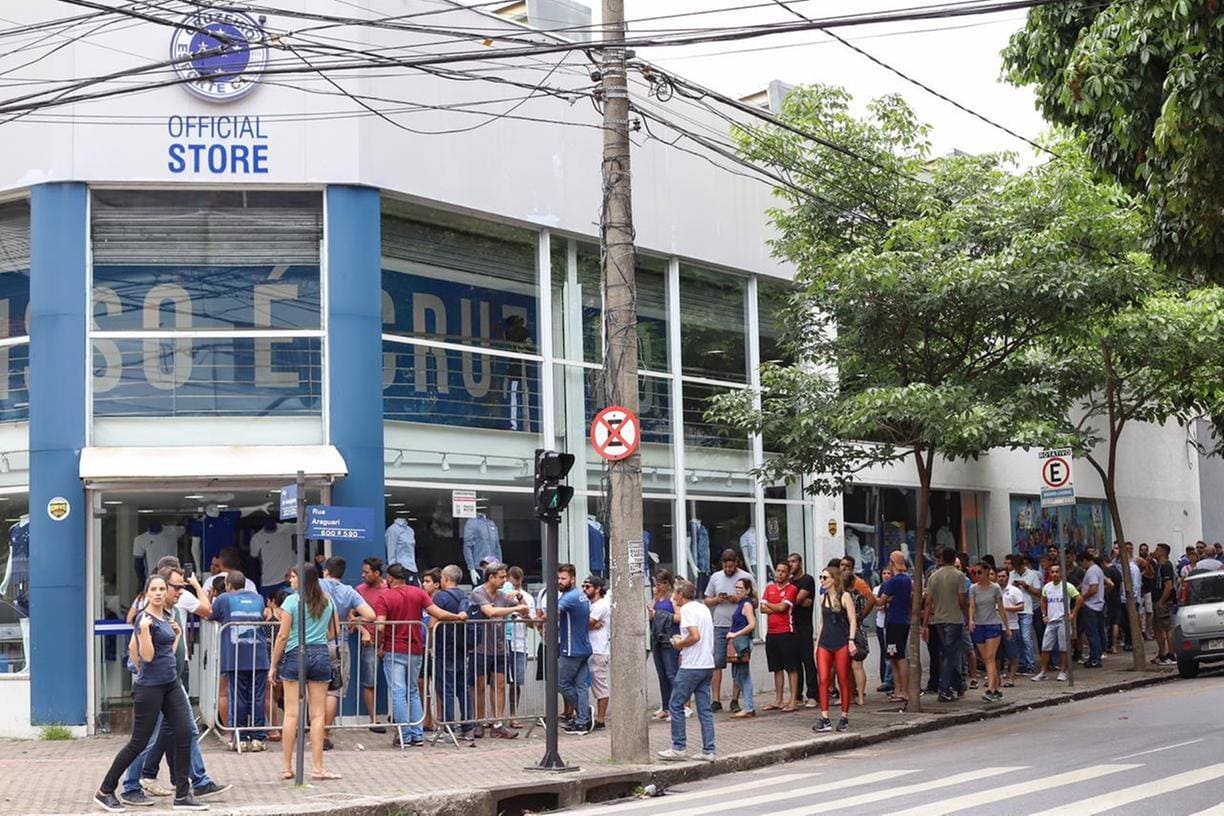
top-left (590, 405), bottom-right (640, 462)
top-left (1039, 447), bottom-right (1075, 507)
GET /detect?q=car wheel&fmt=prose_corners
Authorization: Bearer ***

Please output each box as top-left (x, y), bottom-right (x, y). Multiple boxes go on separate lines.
top-left (1177, 655), bottom-right (1199, 679)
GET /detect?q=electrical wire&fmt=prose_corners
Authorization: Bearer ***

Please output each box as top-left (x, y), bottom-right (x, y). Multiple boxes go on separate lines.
top-left (765, 0), bottom-right (1056, 157)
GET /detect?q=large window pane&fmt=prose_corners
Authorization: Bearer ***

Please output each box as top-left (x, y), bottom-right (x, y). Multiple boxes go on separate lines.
top-left (583, 496), bottom-right (675, 578)
top-left (384, 342), bottom-right (539, 433)
top-left (679, 265), bottom-right (747, 382)
top-left (550, 242), bottom-right (668, 372)
top-left (0, 492), bottom-right (29, 675)
top-left (383, 205), bottom-right (537, 353)
top-left (682, 381), bottom-right (748, 450)
top-left (758, 276), bottom-right (797, 367)
top-left (0, 200), bottom-right (30, 424)
top-left (384, 486), bottom-right (541, 583)
top-left (93, 337), bottom-right (321, 417)
top-left (685, 500), bottom-right (754, 585)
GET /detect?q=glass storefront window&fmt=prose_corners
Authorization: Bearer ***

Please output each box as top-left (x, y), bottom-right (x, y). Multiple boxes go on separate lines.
top-left (93, 338), bottom-right (322, 417)
top-left (384, 486), bottom-right (540, 582)
top-left (383, 204), bottom-right (538, 354)
top-left (581, 496), bottom-right (675, 578)
top-left (684, 499), bottom-right (754, 585)
top-left (681, 381), bottom-right (749, 450)
top-left (758, 276), bottom-right (797, 368)
top-left (0, 199), bottom-right (30, 424)
top-left (89, 190), bottom-right (324, 426)
top-left (0, 492), bottom-right (29, 675)
top-left (384, 342), bottom-right (539, 433)
top-left (679, 264), bottom-right (747, 383)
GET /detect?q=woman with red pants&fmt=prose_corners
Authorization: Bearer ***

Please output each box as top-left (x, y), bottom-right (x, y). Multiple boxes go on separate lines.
top-left (812, 569), bottom-right (858, 734)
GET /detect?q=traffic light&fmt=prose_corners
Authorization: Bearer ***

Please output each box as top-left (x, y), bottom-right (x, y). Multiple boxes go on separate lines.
top-left (534, 448), bottom-right (575, 521)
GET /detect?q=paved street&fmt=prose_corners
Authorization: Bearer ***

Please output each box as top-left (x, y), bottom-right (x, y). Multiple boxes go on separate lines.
top-left (0, 661), bottom-right (1186, 815)
top-left (567, 672), bottom-right (1224, 816)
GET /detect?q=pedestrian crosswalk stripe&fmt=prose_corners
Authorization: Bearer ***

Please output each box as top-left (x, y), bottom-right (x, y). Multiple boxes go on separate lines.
top-left (570, 772), bottom-right (814, 813)
top-left (1031, 764), bottom-right (1224, 816)
top-left (660, 773), bottom-right (920, 816)
top-left (764, 766), bottom-right (1024, 816)
top-left (1189, 804), bottom-right (1224, 816)
top-left (888, 764), bottom-right (1139, 816)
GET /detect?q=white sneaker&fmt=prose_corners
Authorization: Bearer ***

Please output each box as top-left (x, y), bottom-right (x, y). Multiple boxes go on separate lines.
top-left (1056, 671), bottom-right (1068, 682)
top-left (656, 749), bottom-right (687, 762)
top-left (696, 752), bottom-right (716, 762)
top-left (684, 707), bottom-right (693, 718)
top-left (1031, 672), bottom-right (1047, 681)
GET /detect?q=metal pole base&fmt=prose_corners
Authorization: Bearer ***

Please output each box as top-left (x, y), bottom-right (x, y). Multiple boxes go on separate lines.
top-left (526, 751), bottom-right (580, 773)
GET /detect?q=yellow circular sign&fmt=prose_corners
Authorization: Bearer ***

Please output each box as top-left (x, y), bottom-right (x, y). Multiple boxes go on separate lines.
top-left (47, 497), bottom-right (70, 522)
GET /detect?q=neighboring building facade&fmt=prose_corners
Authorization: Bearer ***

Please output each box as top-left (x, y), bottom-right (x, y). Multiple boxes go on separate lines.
top-left (0, 1), bottom-right (1204, 735)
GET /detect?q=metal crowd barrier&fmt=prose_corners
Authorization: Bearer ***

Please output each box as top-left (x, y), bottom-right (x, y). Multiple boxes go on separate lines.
top-left (201, 618), bottom-right (430, 750)
top-left (427, 617), bottom-right (546, 748)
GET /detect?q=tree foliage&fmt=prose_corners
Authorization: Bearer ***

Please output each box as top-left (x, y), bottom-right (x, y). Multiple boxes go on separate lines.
top-left (1002, 1), bottom-right (1224, 279)
top-left (714, 86), bottom-right (1149, 708)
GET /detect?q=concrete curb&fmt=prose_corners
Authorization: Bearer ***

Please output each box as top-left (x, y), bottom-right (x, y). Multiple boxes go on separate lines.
top-left (319, 670), bottom-right (1180, 816)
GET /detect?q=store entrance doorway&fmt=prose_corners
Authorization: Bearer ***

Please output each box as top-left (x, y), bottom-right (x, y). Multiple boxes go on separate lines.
top-left (88, 484), bottom-right (325, 733)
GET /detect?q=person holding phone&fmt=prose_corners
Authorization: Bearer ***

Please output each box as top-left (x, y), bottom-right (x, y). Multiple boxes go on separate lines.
top-left (703, 549), bottom-right (752, 712)
top-left (95, 575), bottom-right (206, 812)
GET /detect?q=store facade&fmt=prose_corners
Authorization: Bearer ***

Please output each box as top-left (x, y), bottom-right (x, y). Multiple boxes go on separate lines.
top-left (0, 1), bottom-right (1208, 736)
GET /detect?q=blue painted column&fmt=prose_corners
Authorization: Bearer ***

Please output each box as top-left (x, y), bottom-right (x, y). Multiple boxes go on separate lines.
top-left (325, 186), bottom-right (384, 577)
top-left (28, 183), bottom-right (88, 725)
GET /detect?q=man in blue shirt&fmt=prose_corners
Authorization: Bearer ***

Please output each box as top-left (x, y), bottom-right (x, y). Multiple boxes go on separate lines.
top-left (431, 565), bottom-right (475, 741)
top-left (320, 557), bottom-right (376, 744)
top-left (878, 551), bottom-right (914, 704)
top-left (208, 570), bottom-right (270, 749)
top-left (553, 562), bottom-right (592, 734)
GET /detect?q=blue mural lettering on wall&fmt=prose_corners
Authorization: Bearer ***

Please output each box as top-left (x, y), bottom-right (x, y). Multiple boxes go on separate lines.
top-left (381, 268), bottom-right (539, 432)
top-left (91, 265), bottom-right (322, 417)
top-left (0, 269), bottom-right (31, 422)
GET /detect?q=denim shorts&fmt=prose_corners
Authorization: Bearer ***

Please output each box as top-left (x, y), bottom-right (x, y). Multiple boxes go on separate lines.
top-left (506, 650), bottom-right (528, 686)
top-left (712, 627), bottom-right (731, 668)
top-left (971, 624), bottom-right (1003, 645)
top-left (280, 644), bottom-right (331, 683)
top-left (1002, 630), bottom-right (1020, 660)
top-left (360, 643), bottom-right (379, 689)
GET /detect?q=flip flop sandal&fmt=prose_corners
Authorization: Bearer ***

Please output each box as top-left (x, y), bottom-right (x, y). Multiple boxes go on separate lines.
top-left (281, 771), bottom-right (295, 780)
top-left (311, 771), bottom-right (343, 781)
top-left (762, 704), bottom-right (782, 711)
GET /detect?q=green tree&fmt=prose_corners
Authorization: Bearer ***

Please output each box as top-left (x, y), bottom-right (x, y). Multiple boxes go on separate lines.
top-left (1041, 285), bottom-right (1224, 671)
top-left (1002, 1), bottom-right (1224, 279)
top-left (715, 87), bottom-right (1147, 710)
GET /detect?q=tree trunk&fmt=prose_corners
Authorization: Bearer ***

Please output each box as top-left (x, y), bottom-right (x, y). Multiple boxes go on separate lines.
top-left (905, 447), bottom-right (932, 714)
top-left (1103, 476), bottom-right (1146, 671)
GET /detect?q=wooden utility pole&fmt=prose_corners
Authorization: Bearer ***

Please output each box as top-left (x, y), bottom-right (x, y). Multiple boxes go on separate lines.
top-left (601, 0), bottom-right (649, 764)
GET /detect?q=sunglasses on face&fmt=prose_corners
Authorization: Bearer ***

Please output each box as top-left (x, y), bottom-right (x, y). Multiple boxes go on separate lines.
top-left (819, 574), bottom-right (831, 581)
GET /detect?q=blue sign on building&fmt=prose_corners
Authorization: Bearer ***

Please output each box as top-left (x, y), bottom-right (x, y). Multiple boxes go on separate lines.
top-left (306, 505), bottom-right (375, 542)
top-left (279, 484), bottom-right (298, 521)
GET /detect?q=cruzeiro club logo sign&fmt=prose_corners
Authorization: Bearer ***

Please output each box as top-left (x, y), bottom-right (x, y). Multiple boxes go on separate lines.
top-left (170, 9), bottom-right (268, 103)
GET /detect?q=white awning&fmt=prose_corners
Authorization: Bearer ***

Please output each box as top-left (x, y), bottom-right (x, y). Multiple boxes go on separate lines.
top-left (79, 445), bottom-right (348, 485)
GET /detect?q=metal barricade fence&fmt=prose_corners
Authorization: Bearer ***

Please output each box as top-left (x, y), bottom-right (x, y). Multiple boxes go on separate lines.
top-left (428, 617), bottom-right (551, 748)
top-left (202, 618), bottom-right (428, 750)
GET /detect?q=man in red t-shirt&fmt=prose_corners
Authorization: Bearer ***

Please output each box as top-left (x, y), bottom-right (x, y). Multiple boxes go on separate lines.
top-left (760, 562), bottom-right (800, 711)
top-left (372, 563), bottom-right (466, 746)
top-left (355, 557), bottom-right (389, 732)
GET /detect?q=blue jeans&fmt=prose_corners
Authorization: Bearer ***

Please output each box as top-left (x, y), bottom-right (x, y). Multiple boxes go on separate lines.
top-left (1017, 613), bottom-right (1037, 671)
top-left (877, 626), bottom-right (893, 684)
top-left (731, 661), bottom-right (754, 713)
top-left (668, 668), bottom-right (715, 754)
top-left (1082, 607), bottom-right (1104, 665)
top-left (435, 659), bottom-right (473, 731)
top-left (652, 645), bottom-right (679, 709)
top-left (935, 623), bottom-right (963, 697)
top-left (383, 652), bottom-right (423, 743)
top-left (557, 654), bottom-right (591, 728)
top-left (122, 686), bottom-right (213, 795)
top-left (226, 670), bottom-right (267, 742)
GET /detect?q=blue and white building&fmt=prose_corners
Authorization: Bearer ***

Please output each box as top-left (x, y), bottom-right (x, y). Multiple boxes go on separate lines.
top-left (0, 1), bottom-right (1208, 736)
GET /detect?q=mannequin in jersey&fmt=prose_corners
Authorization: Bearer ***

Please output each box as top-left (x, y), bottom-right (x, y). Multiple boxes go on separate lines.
top-left (249, 520), bottom-right (295, 595)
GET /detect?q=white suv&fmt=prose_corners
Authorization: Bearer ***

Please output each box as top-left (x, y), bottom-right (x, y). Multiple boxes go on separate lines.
top-left (1174, 570), bottom-right (1224, 678)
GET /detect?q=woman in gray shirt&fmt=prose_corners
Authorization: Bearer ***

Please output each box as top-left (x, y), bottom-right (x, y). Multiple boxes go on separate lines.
top-left (968, 561), bottom-right (1010, 703)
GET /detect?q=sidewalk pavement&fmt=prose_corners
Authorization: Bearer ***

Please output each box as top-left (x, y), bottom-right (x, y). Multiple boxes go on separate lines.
top-left (0, 662), bottom-right (1176, 816)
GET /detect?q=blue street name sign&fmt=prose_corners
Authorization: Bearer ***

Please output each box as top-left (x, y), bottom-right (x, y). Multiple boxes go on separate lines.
top-left (306, 505), bottom-right (375, 542)
top-left (279, 484), bottom-right (298, 521)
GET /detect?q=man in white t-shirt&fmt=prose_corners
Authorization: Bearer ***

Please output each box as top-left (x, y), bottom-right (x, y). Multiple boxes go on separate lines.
top-left (999, 568), bottom-right (1024, 686)
top-left (657, 581), bottom-right (716, 762)
top-left (501, 565), bottom-right (535, 724)
top-left (584, 575), bottom-right (612, 730)
top-left (1033, 564), bottom-right (1083, 682)
top-left (1008, 554), bottom-right (1043, 674)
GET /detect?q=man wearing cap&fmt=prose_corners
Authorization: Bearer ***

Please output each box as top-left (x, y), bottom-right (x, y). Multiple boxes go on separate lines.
top-left (583, 575), bottom-right (611, 730)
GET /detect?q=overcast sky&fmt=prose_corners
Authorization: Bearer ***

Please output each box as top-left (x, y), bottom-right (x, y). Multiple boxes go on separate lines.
top-left (580, 0), bottom-right (1049, 161)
